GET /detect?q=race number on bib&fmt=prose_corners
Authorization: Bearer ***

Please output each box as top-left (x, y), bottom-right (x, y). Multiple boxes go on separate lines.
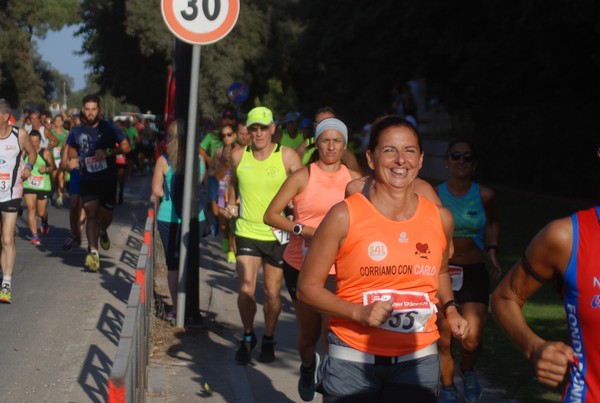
top-left (448, 265), bottom-right (464, 292)
top-left (272, 228), bottom-right (290, 245)
top-left (85, 156), bottom-right (108, 173)
top-left (0, 172), bottom-right (11, 193)
top-left (27, 175), bottom-right (46, 189)
top-left (363, 290), bottom-right (436, 333)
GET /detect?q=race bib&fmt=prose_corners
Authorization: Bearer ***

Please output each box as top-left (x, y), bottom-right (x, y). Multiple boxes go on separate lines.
top-left (272, 228), bottom-right (290, 245)
top-left (85, 156), bottom-right (108, 173)
top-left (448, 265), bottom-right (464, 292)
top-left (27, 175), bottom-right (45, 189)
top-left (116, 154), bottom-right (126, 165)
top-left (363, 290), bottom-right (436, 333)
top-left (0, 172), bottom-right (11, 192)
top-left (52, 147), bottom-right (62, 160)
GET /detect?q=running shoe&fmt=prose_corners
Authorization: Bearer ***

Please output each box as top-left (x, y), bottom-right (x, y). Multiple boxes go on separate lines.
top-left (462, 370), bottom-right (482, 402)
top-left (99, 230), bottom-right (111, 250)
top-left (440, 385), bottom-right (458, 403)
top-left (257, 338), bottom-right (276, 363)
top-left (235, 333), bottom-right (257, 364)
top-left (227, 250), bottom-right (236, 264)
top-left (85, 251), bottom-right (100, 272)
top-left (30, 235), bottom-right (42, 246)
top-left (40, 222), bottom-right (49, 235)
top-left (56, 197), bottom-right (63, 208)
top-left (0, 284), bottom-right (12, 303)
top-left (298, 353), bottom-right (320, 402)
top-left (63, 234), bottom-right (80, 251)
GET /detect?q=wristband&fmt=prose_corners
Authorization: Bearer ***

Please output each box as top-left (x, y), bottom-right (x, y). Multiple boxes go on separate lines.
top-left (105, 148), bottom-right (113, 156)
top-left (486, 245), bottom-right (498, 253)
top-left (442, 299), bottom-right (461, 316)
top-left (26, 163), bottom-right (33, 170)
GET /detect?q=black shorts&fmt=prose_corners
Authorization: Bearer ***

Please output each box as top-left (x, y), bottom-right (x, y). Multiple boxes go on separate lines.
top-left (80, 180), bottom-right (117, 210)
top-left (0, 198), bottom-right (21, 213)
top-left (235, 235), bottom-right (285, 268)
top-left (283, 260), bottom-right (336, 301)
top-left (453, 262), bottom-right (490, 305)
top-left (23, 189), bottom-right (51, 200)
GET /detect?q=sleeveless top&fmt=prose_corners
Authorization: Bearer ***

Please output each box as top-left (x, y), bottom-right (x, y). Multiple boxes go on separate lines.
top-left (0, 126), bottom-right (25, 202)
top-left (301, 138), bottom-right (316, 166)
top-left (24, 150), bottom-right (51, 192)
top-left (563, 207), bottom-right (600, 402)
top-left (280, 129), bottom-right (304, 150)
top-left (438, 182), bottom-right (485, 250)
top-left (331, 193), bottom-right (446, 356)
top-left (236, 144), bottom-right (287, 240)
top-left (51, 128), bottom-right (68, 165)
top-left (157, 155), bottom-right (206, 224)
top-left (284, 163), bottom-right (352, 272)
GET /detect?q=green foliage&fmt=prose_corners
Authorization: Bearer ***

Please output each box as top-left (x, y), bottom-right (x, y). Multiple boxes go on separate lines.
top-left (0, 0), bottom-right (80, 107)
top-left (79, 0), bottom-right (172, 113)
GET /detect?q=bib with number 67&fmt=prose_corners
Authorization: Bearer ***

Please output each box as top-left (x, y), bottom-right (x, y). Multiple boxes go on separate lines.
top-left (363, 289), bottom-right (436, 333)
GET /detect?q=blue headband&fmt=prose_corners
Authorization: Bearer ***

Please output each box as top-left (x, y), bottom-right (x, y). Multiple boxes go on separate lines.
top-left (315, 118), bottom-right (348, 143)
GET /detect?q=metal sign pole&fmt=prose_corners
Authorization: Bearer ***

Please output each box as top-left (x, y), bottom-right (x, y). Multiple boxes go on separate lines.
top-left (176, 44), bottom-right (201, 328)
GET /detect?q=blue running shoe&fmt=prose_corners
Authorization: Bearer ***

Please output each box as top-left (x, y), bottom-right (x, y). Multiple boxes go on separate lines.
top-left (462, 370), bottom-right (482, 402)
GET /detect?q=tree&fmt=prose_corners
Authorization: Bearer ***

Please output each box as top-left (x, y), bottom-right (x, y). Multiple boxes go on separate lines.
top-left (0, 0), bottom-right (80, 107)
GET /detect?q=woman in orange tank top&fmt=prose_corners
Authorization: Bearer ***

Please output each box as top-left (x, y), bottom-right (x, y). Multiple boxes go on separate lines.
top-left (297, 115), bottom-right (470, 402)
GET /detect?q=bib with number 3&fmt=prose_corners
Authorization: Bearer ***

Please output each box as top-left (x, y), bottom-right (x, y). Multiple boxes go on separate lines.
top-left (0, 172), bottom-right (11, 193)
top-left (85, 156), bottom-right (108, 173)
top-left (363, 289), bottom-right (436, 333)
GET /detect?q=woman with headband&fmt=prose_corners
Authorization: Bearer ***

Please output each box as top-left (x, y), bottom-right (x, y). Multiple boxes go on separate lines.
top-left (264, 117), bottom-right (362, 402)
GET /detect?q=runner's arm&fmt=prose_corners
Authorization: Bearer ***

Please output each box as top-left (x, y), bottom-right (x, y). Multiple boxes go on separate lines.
top-left (491, 217), bottom-right (573, 387)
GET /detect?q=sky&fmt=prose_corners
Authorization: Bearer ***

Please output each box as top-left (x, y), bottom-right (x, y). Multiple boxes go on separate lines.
top-left (35, 25), bottom-right (88, 91)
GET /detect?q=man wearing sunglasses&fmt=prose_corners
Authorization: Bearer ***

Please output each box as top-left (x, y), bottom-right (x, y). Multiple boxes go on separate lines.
top-left (222, 106), bottom-right (302, 365)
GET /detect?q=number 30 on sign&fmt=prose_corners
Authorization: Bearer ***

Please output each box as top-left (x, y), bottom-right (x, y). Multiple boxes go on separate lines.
top-left (161, 0), bottom-right (240, 45)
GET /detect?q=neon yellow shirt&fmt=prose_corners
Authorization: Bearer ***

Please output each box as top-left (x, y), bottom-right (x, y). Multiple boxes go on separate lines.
top-left (235, 144), bottom-right (287, 240)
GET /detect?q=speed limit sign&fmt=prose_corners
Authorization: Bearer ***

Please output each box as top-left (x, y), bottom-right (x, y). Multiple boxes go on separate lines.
top-left (161, 0), bottom-right (240, 45)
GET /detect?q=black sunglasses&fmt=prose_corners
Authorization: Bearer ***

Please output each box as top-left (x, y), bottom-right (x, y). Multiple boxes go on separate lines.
top-left (448, 151), bottom-right (475, 162)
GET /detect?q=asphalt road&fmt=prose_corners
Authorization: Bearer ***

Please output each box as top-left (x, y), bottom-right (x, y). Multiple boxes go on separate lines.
top-left (0, 172), bottom-right (152, 403)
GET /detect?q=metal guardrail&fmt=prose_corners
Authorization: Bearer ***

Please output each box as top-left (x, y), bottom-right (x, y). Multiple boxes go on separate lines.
top-left (108, 207), bottom-right (156, 403)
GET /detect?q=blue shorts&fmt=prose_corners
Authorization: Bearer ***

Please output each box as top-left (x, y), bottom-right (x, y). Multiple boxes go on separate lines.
top-left (318, 332), bottom-right (439, 402)
top-left (207, 175), bottom-right (218, 202)
top-left (69, 169), bottom-right (80, 195)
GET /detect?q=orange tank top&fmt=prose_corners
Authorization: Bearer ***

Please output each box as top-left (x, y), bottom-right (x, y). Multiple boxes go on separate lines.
top-left (331, 193), bottom-right (446, 356)
top-left (283, 163), bottom-right (352, 273)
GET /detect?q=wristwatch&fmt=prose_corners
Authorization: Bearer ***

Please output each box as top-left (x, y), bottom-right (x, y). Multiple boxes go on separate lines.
top-left (292, 223), bottom-right (304, 236)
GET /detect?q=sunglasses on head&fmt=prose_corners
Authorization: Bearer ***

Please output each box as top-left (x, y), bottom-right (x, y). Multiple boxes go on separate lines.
top-left (448, 151), bottom-right (475, 162)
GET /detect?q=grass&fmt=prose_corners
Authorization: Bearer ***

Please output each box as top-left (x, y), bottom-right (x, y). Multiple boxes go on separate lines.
top-left (474, 186), bottom-right (594, 402)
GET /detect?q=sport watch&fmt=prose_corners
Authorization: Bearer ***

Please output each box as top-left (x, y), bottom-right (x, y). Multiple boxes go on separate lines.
top-left (292, 223), bottom-right (304, 236)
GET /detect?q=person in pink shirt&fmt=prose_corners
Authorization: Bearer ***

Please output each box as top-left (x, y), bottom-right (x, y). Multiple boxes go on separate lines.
top-left (265, 117), bottom-right (362, 401)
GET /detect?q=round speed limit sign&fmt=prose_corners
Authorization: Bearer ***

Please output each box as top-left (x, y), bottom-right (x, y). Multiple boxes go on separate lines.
top-left (161, 0), bottom-right (240, 45)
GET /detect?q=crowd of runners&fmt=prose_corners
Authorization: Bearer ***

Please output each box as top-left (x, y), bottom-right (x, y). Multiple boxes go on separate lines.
top-left (0, 95), bottom-right (153, 304)
top-left (1, 94), bottom-right (598, 402)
